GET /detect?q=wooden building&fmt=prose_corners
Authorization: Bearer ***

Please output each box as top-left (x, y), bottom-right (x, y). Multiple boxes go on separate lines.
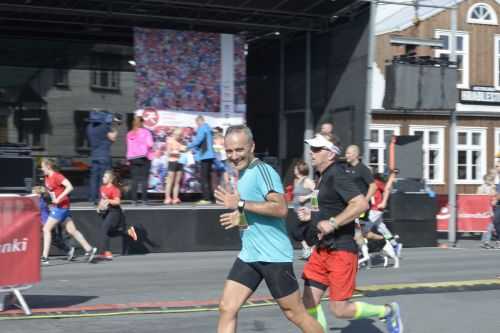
top-left (372, 0), bottom-right (500, 194)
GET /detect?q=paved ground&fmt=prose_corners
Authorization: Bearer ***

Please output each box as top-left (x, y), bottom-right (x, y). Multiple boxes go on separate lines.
top-left (2, 240), bottom-right (500, 332)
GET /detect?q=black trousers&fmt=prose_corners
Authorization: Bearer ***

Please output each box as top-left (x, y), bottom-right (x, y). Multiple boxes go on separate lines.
top-left (89, 157), bottom-right (111, 203)
top-left (200, 159), bottom-right (214, 201)
top-left (98, 207), bottom-right (126, 253)
top-left (129, 157), bottom-right (150, 202)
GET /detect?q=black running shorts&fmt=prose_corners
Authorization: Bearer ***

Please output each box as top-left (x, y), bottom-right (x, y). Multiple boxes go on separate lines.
top-left (227, 258), bottom-right (299, 299)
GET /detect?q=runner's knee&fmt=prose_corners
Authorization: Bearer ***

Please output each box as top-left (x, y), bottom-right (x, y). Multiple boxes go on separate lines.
top-left (218, 299), bottom-right (239, 317)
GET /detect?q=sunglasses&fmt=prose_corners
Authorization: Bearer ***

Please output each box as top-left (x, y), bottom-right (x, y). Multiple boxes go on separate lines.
top-left (310, 146), bottom-right (329, 153)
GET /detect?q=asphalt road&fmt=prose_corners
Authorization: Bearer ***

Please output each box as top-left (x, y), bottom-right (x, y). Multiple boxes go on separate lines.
top-left (2, 241), bottom-right (500, 333)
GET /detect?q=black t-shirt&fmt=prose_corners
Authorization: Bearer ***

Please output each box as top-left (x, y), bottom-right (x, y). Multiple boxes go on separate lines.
top-left (345, 162), bottom-right (374, 196)
top-left (308, 162), bottom-right (362, 252)
top-left (87, 122), bottom-right (112, 159)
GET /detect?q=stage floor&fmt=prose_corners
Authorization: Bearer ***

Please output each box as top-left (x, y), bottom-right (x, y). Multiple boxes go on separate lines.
top-left (71, 200), bottom-right (223, 211)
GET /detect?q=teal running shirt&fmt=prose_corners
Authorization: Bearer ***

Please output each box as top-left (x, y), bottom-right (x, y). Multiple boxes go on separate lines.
top-left (237, 159), bottom-right (293, 263)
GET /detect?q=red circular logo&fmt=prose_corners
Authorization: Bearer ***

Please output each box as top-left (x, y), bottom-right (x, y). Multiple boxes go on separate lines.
top-left (142, 108), bottom-right (159, 128)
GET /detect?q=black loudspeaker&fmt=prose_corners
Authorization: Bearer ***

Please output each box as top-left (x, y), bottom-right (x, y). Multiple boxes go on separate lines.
top-left (383, 64), bottom-right (419, 109)
top-left (0, 156), bottom-right (34, 193)
top-left (387, 135), bottom-right (423, 179)
top-left (383, 63), bottom-right (458, 110)
top-left (386, 192), bottom-right (438, 247)
top-left (393, 178), bottom-right (425, 193)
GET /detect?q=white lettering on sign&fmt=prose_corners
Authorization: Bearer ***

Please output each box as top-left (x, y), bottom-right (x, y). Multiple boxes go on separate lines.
top-left (0, 238), bottom-right (28, 254)
top-left (461, 90), bottom-right (500, 103)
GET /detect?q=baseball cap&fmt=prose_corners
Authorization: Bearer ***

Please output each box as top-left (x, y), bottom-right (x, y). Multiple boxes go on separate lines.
top-left (305, 134), bottom-right (341, 154)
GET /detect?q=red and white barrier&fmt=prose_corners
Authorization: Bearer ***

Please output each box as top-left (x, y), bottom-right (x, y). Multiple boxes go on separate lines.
top-left (436, 194), bottom-right (493, 232)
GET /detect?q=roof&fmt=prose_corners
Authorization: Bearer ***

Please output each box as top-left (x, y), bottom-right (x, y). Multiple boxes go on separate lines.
top-left (375, 0), bottom-right (462, 36)
top-left (0, 0), bottom-right (364, 44)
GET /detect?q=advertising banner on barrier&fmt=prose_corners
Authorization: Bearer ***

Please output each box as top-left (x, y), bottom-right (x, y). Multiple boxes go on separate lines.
top-left (0, 195), bottom-right (41, 286)
top-left (436, 194), bottom-right (493, 232)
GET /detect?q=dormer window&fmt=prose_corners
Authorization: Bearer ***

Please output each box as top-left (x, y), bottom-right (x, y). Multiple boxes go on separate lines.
top-left (467, 3), bottom-right (498, 25)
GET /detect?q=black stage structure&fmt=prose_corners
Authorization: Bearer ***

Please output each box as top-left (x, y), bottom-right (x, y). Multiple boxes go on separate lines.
top-left (68, 202), bottom-right (436, 255)
top-left (0, 0), bottom-right (372, 166)
top-left (1, 1), bottom-right (436, 252)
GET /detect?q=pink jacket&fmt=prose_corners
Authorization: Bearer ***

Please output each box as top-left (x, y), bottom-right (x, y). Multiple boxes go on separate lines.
top-left (126, 128), bottom-right (154, 160)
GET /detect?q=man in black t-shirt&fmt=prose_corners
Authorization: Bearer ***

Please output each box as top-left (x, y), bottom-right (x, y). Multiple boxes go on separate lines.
top-left (345, 144), bottom-right (376, 200)
top-left (298, 134), bottom-right (403, 333)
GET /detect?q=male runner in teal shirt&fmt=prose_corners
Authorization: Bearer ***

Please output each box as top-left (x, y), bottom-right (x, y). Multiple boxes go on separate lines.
top-left (215, 125), bottom-right (323, 333)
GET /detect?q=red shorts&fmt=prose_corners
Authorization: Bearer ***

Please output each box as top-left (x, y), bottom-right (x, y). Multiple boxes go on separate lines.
top-left (302, 248), bottom-right (358, 301)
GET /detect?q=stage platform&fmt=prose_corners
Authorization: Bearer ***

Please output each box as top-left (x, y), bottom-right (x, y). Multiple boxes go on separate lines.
top-left (69, 202), bottom-right (244, 254)
top-left (64, 200), bottom-right (437, 254)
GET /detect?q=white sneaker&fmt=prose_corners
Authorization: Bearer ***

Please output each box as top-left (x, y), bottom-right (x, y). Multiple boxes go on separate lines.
top-left (67, 247), bottom-right (76, 261)
top-left (85, 247), bottom-right (97, 263)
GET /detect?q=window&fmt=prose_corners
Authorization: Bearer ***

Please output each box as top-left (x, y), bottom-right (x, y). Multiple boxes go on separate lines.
top-left (494, 35), bottom-right (500, 90)
top-left (435, 30), bottom-right (469, 88)
top-left (90, 53), bottom-right (121, 91)
top-left (74, 110), bottom-right (90, 153)
top-left (15, 108), bottom-right (46, 150)
top-left (456, 127), bottom-right (487, 184)
top-left (368, 124), bottom-right (400, 174)
top-left (495, 128), bottom-right (500, 158)
top-left (467, 3), bottom-right (498, 25)
top-left (18, 127), bottom-right (44, 149)
top-left (53, 69), bottom-right (69, 87)
top-left (409, 126), bottom-right (445, 184)
top-left (90, 70), bottom-right (120, 90)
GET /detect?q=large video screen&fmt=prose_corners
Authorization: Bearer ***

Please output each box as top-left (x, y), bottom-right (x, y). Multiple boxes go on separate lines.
top-left (134, 27), bottom-right (246, 116)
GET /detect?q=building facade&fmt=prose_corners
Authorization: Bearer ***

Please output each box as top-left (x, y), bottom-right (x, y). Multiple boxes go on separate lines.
top-left (372, 0), bottom-right (500, 194)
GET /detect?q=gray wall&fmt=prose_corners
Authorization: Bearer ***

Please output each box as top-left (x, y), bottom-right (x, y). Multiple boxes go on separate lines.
top-left (4, 67), bottom-right (136, 159)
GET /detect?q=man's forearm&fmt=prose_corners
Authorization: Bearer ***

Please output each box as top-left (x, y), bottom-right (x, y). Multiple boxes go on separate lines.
top-left (333, 197), bottom-right (369, 227)
top-left (244, 200), bottom-right (288, 219)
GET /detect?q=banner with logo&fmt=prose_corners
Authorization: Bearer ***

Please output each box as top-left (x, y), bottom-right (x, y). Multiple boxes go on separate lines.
top-left (135, 108), bottom-right (244, 193)
top-left (436, 194), bottom-right (493, 232)
top-left (0, 195), bottom-right (41, 286)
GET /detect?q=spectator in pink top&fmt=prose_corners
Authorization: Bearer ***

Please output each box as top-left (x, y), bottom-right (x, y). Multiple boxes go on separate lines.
top-left (126, 116), bottom-right (154, 204)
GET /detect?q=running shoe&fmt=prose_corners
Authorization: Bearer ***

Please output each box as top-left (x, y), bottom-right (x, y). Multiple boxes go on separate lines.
top-left (84, 247), bottom-right (98, 263)
top-left (102, 251), bottom-right (113, 260)
top-left (480, 243), bottom-right (494, 249)
top-left (67, 247), bottom-right (76, 261)
top-left (127, 226), bottom-right (138, 241)
top-left (41, 257), bottom-right (50, 265)
top-left (394, 243), bottom-right (403, 258)
top-left (385, 302), bottom-right (403, 333)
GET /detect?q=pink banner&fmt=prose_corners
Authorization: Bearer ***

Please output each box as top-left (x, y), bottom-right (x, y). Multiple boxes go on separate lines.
top-left (0, 195), bottom-right (41, 286)
top-left (436, 194), bottom-right (493, 232)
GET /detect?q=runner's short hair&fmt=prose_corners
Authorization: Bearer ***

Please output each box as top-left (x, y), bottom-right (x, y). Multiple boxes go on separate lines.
top-left (225, 125), bottom-right (254, 143)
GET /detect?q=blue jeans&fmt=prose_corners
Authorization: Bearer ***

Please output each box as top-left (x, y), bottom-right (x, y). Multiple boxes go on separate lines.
top-left (89, 158), bottom-right (111, 203)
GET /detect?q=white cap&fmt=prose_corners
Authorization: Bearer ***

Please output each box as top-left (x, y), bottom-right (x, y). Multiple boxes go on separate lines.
top-left (305, 134), bottom-right (341, 154)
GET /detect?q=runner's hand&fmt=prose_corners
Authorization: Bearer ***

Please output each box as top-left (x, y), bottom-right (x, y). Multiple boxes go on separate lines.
top-left (317, 220), bottom-right (335, 235)
top-left (214, 185), bottom-right (239, 210)
top-left (219, 210), bottom-right (240, 230)
top-left (297, 207), bottom-right (311, 222)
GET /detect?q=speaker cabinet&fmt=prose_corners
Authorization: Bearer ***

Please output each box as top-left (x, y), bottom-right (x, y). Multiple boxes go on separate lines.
top-left (0, 156), bottom-right (34, 193)
top-left (387, 135), bottom-right (423, 179)
top-left (385, 192), bottom-right (438, 247)
top-left (383, 63), bottom-right (458, 110)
